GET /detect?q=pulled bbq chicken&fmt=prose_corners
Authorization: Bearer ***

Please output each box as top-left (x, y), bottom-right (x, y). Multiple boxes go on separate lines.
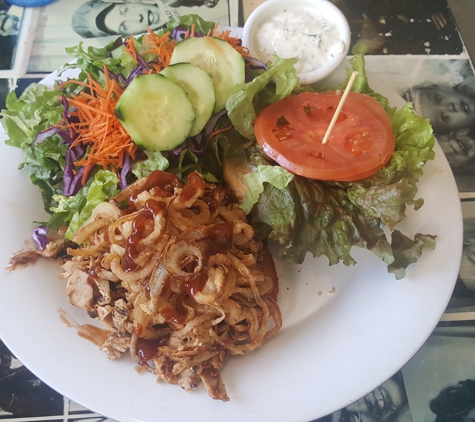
top-left (58, 170), bottom-right (282, 401)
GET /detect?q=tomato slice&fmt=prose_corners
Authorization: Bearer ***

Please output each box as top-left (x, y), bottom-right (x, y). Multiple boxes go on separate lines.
top-left (254, 92), bottom-right (396, 181)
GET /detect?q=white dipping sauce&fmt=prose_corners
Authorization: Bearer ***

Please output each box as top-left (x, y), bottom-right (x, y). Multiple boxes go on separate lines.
top-left (255, 7), bottom-right (346, 74)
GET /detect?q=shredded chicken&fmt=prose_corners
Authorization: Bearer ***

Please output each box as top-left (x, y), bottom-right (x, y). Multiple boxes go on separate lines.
top-left (57, 170), bottom-right (282, 401)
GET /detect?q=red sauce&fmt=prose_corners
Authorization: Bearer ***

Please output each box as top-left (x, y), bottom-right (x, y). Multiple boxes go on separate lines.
top-left (149, 185), bottom-right (173, 199)
top-left (201, 190), bottom-right (222, 213)
top-left (87, 274), bottom-right (96, 286)
top-left (129, 170), bottom-right (181, 207)
top-left (120, 206), bottom-right (135, 216)
top-left (77, 324), bottom-right (110, 347)
top-left (122, 199), bottom-right (164, 272)
top-left (183, 270), bottom-right (208, 297)
top-left (161, 302), bottom-right (188, 324)
top-left (204, 197), bottom-right (219, 213)
top-left (208, 222), bottom-right (234, 254)
top-left (136, 337), bottom-right (162, 364)
top-left (58, 309), bottom-right (110, 348)
top-left (179, 172), bottom-right (205, 203)
top-left (166, 223), bottom-right (234, 298)
top-left (88, 260), bottom-right (103, 280)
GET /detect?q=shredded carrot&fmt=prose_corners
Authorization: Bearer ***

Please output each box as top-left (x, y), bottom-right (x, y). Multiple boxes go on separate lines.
top-left (213, 28), bottom-right (249, 56)
top-left (207, 126), bottom-right (232, 140)
top-left (58, 68), bottom-right (137, 185)
top-left (124, 35), bottom-right (138, 65)
top-left (53, 26), bottom-right (246, 189)
top-left (141, 27), bottom-right (177, 73)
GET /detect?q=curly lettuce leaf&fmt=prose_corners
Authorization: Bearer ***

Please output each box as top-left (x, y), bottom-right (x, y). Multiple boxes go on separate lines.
top-left (338, 43), bottom-right (391, 110)
top-left (49, 170), bottom-right (120, 240)
top-left (240, 164), bottom-right (294, 214)
top-left (1, 84), bottom-right (66, 212)
top-left (226, 56), bottom-right (300, 140)
top-left (1, 83), bottom-right (63, 149)
top-left (22, 136), bottom-right (67, 214)
top-left (388, 231), bottom-right (437, 279)
top-left (251, 175), bottom-right (367, 266)
top-left (246, 44), bottom-right (436, 278)
top-left (60, 39), bottom-right (124, 85)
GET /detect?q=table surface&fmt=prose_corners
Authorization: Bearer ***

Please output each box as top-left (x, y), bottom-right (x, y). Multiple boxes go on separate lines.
top-left (1, 1), bottom-right (475, 421)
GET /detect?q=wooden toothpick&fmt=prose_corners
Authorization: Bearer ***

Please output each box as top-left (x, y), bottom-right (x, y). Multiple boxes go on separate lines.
top-left (321, 71), bottom-right (359, 145)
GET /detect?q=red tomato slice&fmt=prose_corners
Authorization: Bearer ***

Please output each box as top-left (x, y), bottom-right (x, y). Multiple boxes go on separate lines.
top-left (254, 92), bottom-right (396, 182)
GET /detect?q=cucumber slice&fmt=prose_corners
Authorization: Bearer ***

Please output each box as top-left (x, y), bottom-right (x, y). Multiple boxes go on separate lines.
top-left (209, 37), bottom-right (245, 86)
top-left (169, 37), bottom-right (244, 113)
top-left (115, 74), bottom-right (194, 151)
top-left (161, 63), bottom-right (215, 136)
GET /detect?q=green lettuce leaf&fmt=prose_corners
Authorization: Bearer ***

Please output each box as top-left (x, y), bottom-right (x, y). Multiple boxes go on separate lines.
top-left (1, 84), bottom-right (66, 212)
top-left (22, 135), bottom-right (67, 214)
top-left (226, 56), bottom-right (300, 140)
top-left (246, 43), bottom-right (436, 278)
top-left (338, 43), bottom-right (391, 110)
top-left (345, 102), bottom-right (436, 228)
top-left (60, 39), bottom-right (124, 86)
top-left (389, 231), bottom-right (437, 279)
top-left (240, 164), bottom-right (294, 214)
top-left (1, 83), bottom-right (63, 149)
top-left (165, 14), bottom-right (216, 35)
top-left (49, 170), bottom-right (120, 240)
top-left (132, 150), bottom-right (170, 179)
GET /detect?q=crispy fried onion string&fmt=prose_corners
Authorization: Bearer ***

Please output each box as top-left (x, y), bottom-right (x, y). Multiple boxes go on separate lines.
top-left (59, 170), bottom-right (282, 402)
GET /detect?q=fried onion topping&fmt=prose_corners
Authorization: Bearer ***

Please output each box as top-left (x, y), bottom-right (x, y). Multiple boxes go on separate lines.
top-left (58, 170), bottom-right (282, 401)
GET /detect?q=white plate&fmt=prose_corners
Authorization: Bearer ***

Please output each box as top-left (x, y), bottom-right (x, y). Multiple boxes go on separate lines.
top-left (0, 58), bottom-right (463, 421)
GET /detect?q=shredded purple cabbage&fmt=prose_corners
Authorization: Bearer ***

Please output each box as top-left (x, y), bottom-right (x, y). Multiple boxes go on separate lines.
top-left (62, 96), bottom-right (73, 124)
top-left (56, 129), bottom-right (88, 196)
top-left (136, 51), bottom-right (151, 71)
top-left (32, 226), bottom-right (48, 250)
top-left (56, 128), bottom-right (75, 144)
top-left (58, 95), bottom-right (80, 130)
top-left (244, 55), bottom-right (267, 71)
top-left (120, 152), bottom-right (132, 189)
top-left (171, 137), bottom-right (203, 155)
top-left (203, 110), bottom-right (227, 138)
top-left (62, 133), bottom-right (88, 197)
top-left (107, 39), bottom-right (155, 87)
top-left (33, 127), bottom-right (56, 144)
top-left (244, 56), bottom-right (268, 82)
top-left (107, 70), bottom-right (128, 85)
top-left (63, 160), bottom-right (86, 197)
top-left (170, 26), bottom-right (205, 41)
top-left (34, 123), bottom-right (89, 197)
top-left (172, 110), bottom-right (228, 155)
top-left (108, 65), bottom-right (146, 87)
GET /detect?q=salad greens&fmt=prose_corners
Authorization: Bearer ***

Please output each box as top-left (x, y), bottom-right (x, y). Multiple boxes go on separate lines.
top-left (0, 17), bottom-right (436, 279)
top-left (225, 43), bottom-right (436, 279)
top-left (2, 84), bottom-right (66, 213)
top-left (49, 170), bottom-right (120, 239)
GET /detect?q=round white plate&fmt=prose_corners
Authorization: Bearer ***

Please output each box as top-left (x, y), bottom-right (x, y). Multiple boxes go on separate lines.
top-left (0, 58), bottom-right (463, 421)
